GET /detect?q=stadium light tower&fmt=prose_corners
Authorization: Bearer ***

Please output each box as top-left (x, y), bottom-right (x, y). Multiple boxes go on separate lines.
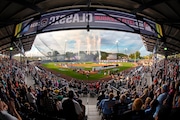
top-left (116, 40), bottom-right (119, 59)
top-left (64, 40), bottom-right (67, 60)
top-left (124, 48), bottom-right (127, 54)
top-left (124, 48), bottom-right (129, 59)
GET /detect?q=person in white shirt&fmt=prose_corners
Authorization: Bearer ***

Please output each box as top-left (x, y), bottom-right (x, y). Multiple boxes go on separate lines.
top-left (26, 87), bottom-right (38, 112)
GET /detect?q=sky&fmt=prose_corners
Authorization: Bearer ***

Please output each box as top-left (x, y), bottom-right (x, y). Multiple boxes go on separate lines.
top-left (25, 29), bottom-right (151, 57)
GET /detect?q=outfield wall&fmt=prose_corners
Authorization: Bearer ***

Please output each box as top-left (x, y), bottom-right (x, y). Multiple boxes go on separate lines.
top-left (92, 64), bottom-right (117, 71)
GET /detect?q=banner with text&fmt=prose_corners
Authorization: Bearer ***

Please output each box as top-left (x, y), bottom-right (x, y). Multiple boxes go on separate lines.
top-left (15, 9), bottom-right (163, 38)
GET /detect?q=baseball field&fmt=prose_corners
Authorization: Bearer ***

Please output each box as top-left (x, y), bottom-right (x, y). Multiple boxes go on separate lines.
top-left (42, 62), bottom-right (135, 82)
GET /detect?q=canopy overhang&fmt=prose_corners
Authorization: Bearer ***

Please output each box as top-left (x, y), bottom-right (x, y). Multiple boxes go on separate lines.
top-left (0, 0), bottom-right (180, 56)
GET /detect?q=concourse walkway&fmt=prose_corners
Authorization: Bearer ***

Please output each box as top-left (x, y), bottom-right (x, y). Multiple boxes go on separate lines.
top-left (25, 75), bottom-right (35, 87)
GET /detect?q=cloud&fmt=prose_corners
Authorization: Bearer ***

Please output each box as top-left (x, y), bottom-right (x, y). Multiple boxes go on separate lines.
top-left (27, 30), bottom-right (150, 56)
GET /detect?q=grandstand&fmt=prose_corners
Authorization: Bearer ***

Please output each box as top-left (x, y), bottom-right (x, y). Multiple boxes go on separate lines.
top-left (0, 0), bottom-right (180, 120)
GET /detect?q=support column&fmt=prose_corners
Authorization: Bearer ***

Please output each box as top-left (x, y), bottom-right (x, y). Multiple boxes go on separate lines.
top-left (9, 47), bottom-right (13, 60)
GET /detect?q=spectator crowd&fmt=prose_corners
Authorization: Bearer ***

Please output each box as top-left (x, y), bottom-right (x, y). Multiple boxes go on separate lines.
top-left (0, 55), bottom-right (180, 120)
top-left (97, 58), bottom-right (180, 120)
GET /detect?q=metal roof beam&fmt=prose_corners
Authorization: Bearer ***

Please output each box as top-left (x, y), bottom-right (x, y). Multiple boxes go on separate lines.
top-left (0, 40), bottom-right (32, 52)
top-left (165, 1), bottom-right (180, 18)
top-left (7, 0), bottom-right (44, 13)
top-left (165, 35), bottom-right (180, 45)
top-left (132, 0), bottom-right (167, 14)
top-left (0, 20), bottom-right (18, 26)
top-left (0, 2), bottom-right (11, 15)
top-left (0, 35), bottom-right (12, 41)
top-left (0, 42), bottom-right (11, 49)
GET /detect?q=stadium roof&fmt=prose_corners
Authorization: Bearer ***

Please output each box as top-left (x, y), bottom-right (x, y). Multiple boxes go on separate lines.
top-left (0, 0), bottom-right (180, 56)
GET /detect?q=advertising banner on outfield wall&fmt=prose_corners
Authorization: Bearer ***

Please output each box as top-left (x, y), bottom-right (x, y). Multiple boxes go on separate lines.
top-left (14, 9), bottom-right (163, 38)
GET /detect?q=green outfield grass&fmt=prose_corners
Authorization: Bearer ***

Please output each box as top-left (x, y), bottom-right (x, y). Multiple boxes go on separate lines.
top-left (42, 62), bottom-right (135, 81)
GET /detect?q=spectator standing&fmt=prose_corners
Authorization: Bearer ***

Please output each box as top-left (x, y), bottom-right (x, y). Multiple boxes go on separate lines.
top-left (42, 89), bottom-right (55, 117)
top-left (55, 99), bottom-right (63, 118)
top-left (164, 81), bottom-right (175, 108)
top-left (62, 90), bottom-right (82, 120)
top-left (77, 98), bottom-right (86, 120)
top-left (97, 90), bottom-right (106, 107)
top-left (153, 84), bottom-right (168, 118)
top-left (26, 87), bottom-right (38, 112)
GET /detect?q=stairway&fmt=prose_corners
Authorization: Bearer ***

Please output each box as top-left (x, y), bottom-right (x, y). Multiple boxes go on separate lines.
top-left (79, 96), bottom-right (101, 120)
top-left (86, 105), bottom-right (101, 120)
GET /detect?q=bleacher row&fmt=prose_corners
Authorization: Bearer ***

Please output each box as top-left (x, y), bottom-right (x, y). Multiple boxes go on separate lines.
top-left (0, 56), bottom-right (180, 120)
top-left (95, 58), bottom-right (180, 120)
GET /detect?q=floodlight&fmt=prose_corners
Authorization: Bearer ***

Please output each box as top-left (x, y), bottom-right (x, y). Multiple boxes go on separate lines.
top-left (10, 47), bottom-right (13, 51)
